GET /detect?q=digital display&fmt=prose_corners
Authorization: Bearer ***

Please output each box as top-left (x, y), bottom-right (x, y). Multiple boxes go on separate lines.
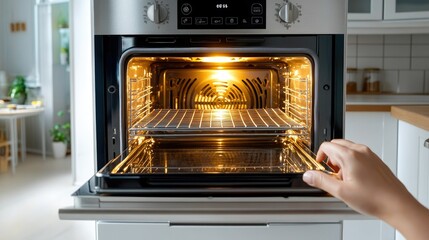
top-left (216, 4), bottom-right (229, 9)
top-left (178, 0), bottom-right (266, 29)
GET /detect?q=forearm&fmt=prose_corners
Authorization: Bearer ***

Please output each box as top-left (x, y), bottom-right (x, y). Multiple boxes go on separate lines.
top-left (384, 196), bottom-right (429, 240)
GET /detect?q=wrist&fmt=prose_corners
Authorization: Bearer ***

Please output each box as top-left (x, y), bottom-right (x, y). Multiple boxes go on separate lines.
top-left (384, 195), bottom-right (429, 240)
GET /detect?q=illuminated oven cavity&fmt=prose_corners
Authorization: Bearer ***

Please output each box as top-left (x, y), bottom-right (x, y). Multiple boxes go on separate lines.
top-left (114, 55), bottom-right (319, 174)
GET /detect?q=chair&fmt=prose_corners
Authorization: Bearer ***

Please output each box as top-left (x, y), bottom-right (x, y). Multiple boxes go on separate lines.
top-left (0, 130), bottom-right (10, 173)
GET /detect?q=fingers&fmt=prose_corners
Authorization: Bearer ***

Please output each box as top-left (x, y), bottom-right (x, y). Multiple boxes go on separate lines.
top-left (316, 141), bottom-right (350, 170)
top-left (330, 139), bottom-right (356, 147)
top-left (303, 170), bottom-right (342, 197)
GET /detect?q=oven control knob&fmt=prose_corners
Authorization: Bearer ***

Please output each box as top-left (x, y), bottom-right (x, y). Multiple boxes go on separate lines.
top-left (147, 3), bottom-right (168, 24)
top-left (278, 2), bottom-right (299, 23)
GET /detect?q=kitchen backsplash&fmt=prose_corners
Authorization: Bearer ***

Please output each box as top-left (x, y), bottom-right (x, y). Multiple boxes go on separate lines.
top-left (347, 34), bottom-right (429, 94)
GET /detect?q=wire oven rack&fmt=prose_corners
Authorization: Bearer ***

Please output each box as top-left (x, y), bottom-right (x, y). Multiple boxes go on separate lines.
top-left (129, 108), bottom-right (304, 137)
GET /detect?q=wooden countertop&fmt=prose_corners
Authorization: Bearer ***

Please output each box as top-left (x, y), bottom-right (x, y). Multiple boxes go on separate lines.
top-left (346, 105), bottom-right (391, 112)
top-left (391, 106), bottom-right (429, 131)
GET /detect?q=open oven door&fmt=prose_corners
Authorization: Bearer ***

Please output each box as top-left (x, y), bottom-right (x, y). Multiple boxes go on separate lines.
top-left (90, 137), bottom-right (334, 197)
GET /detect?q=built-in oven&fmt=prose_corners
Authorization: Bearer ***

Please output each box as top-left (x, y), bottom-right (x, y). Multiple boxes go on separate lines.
top-left (87, 0), bottom-right (345, 197)
top-left (60, 1), bottom-right (355, 239)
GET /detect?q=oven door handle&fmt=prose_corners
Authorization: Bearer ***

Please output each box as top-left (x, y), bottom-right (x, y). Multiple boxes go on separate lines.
top-left (169, 223), bottom-right (268, 228)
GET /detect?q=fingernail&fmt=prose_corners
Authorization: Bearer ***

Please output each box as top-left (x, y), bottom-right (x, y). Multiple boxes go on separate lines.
top-left (303, 171), bottom-right (315, 186)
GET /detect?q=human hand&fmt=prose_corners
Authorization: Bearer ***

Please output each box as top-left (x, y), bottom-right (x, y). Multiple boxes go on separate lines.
top-left (303, 139), bottom-right (412, 219)
top-left (303, 139), bottom-right (429, 240)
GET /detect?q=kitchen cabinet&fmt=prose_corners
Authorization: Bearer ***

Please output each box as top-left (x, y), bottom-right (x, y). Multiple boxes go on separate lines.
top-left (392, 106), bottom-right (429, 208)
top-left (60, 195), bottom-right (362, 240)
top-left (397, 120), bottom-right (429, 207)
top-left (384, 0), bottom-right (429, 20)
top-left (343, 111), bottom-right (397, 240)
top-left (348, 0), bottom-right (383, 20)
top-left (345, 111), bottom-right (398, 172)
top-left (347, 0), bottom-right (429, 34)
top-left (396, 120), bottom-right (429, 240)
top-left (96, 222), bottom-right (342, 240)
top-left (349, 0), bottom-right (429, 20)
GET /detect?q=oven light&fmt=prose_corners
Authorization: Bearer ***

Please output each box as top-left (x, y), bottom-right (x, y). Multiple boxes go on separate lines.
top-left (217, 164), bottom-right (224, 169)
top-left (212, 70), bottom-right (232, 97)
top-left (208, 57), bottom-right (230, 62)
top-left (294, 70), bottom-right (300, 76)
top-left (198, 57), bottom-right (244, 63)
top-left (212, 70), bottom-right (233, 81)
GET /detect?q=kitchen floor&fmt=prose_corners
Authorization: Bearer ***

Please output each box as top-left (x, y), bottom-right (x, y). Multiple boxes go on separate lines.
top-left (0, 154), bottom-right (95, 240)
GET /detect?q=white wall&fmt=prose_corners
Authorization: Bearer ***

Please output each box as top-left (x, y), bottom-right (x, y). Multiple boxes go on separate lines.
top-left (0, 0), bottom-right (94, 184)
top-left (347, 34), bottom-right (429, 94)
top-left (70, 0), bottom-right (95, 185)
top-left (0, 0), bottom-right (50, 154)
top-left (0, 0), bottom-right (36, 80)
top-left (0, 0), bottom-right (4, 71)
top-left (0, 0), bottom-right (74, 159)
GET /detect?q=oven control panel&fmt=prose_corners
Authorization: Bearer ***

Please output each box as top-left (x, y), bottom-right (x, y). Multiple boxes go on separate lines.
top-left (93, 0), bottom-right (346, 35)
top-left (177, 0), bottom-right (266, 29)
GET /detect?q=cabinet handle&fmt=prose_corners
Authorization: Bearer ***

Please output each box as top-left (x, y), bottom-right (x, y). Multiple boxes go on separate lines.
top-left (425, 139), bottom-right (429, 149)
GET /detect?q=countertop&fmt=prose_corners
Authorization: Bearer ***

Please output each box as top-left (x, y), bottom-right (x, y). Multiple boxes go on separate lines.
top-left (346, 94), bottom-right (429, 112)
top-left (391, 105), bottom-right (429, 131)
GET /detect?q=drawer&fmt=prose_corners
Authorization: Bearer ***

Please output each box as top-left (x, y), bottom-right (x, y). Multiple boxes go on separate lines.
top-left (97, 221), bottom-right (342, 240)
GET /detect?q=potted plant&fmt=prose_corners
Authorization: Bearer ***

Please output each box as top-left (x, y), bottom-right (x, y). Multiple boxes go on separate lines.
top-left (58, 18), bottom-right (69, 66)
top-left (9, 75), bottom-right (27, 104)
top-left (50, 110), bottom-right (70, 158)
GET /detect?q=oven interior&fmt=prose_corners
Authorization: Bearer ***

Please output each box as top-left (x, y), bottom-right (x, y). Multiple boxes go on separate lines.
top-left (96, 54), bottom-right (331, 192)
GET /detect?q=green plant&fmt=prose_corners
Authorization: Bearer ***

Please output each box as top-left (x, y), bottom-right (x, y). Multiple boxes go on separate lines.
top-left (50, 110), bottom-right (71, 143)
top-left (9, 75), bottom-right (27, 104)
top-left (58, 17), bottom-right (69, 29)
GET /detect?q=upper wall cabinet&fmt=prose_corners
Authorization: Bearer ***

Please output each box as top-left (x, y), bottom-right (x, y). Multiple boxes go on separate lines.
top-left (348, 0), bottom-right (383, 20)
top-left (348, 0), bottom-right (429, 34)
top-left (384, 0), bottom-right (429, 20)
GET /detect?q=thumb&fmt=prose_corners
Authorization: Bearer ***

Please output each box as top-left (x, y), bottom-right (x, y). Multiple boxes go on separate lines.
top-left (303, 170), bottom-right (341, 194)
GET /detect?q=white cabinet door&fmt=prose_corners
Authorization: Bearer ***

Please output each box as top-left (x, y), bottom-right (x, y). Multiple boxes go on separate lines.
top-left (343, 220), bottom-right (393, 240)
top-left (384, 0), bottom-right (429, 20)
top-left (348, 0), bottom-right (383, 20)
top-left (418, 134), bottom-right (429, 208)
top-left (96, 222), bottom-right (342, 240)
top-left (345, 112), bottom-right (398, 172)
top-left (344, 111), bottom-right (397, 240)
top-left (348, 0), bottom-right (429, 34)
top-left (396, 120), bottom-right (429, 240)
top-left (397, 120), bottom-right (429, 207)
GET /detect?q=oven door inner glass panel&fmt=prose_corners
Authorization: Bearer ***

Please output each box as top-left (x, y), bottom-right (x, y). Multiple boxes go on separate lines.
top-left (95, 55), bottom-right (329, 193)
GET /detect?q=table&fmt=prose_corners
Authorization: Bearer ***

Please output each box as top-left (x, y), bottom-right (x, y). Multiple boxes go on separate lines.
top-left (0, 107), bottom-right (45, 174)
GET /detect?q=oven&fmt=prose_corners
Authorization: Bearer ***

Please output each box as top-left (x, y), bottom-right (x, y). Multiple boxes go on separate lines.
top-left (60, 1), bottom-right (356, 238)
top-left (89, 0), bottom-right (345, 197)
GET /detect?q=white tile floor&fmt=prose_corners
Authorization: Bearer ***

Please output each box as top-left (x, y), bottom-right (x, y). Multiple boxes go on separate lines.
top-left (0, 154), bottom-right (95, 240)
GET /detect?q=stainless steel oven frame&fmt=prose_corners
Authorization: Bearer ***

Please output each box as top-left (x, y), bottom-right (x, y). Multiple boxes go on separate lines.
top-left (88, 0), bottom-right (346, 196)
top-left (92, 37), bottom-right (344, 196)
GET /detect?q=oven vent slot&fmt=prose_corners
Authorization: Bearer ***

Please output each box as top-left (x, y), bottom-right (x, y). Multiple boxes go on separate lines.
top-left (190, 37), bottom-right (222, 44)
top-left (146, 37), bottom-right (177, 44)
top-left (226, 37), bottom-right (265, 43)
